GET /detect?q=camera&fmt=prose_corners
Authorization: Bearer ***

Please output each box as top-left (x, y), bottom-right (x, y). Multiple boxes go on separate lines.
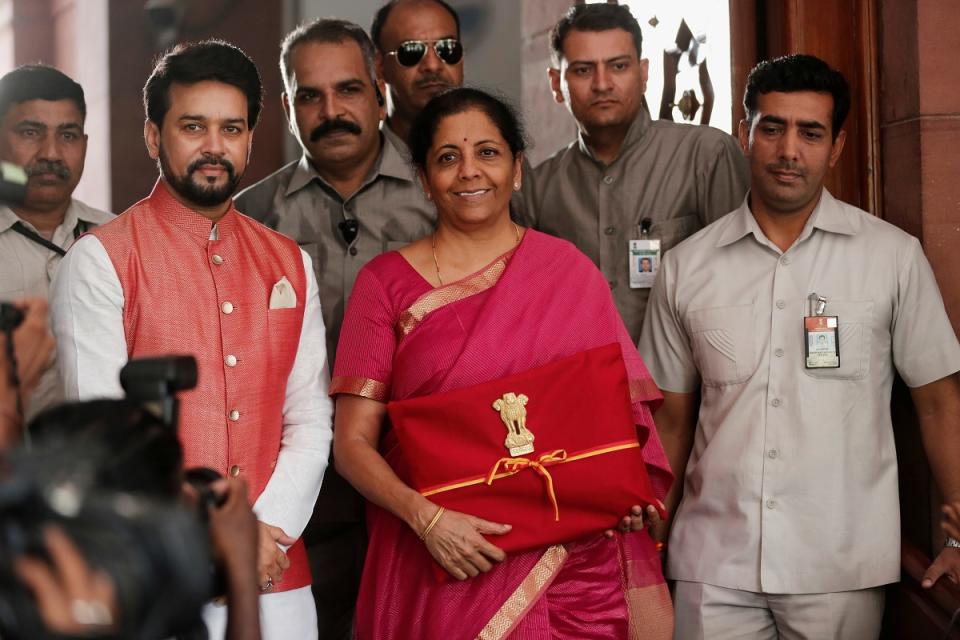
top-left (0, 302), bottom-right (24, 333)
top-left (0, 356), bottom-right (226, 639)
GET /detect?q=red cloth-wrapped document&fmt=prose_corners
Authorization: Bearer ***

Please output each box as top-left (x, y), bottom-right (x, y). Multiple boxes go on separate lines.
top-left (387, 343), bottom-right (664, 555)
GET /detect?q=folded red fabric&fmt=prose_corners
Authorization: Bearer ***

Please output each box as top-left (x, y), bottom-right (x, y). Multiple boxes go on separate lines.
top-left (388, 343), bottom-right (663, 563)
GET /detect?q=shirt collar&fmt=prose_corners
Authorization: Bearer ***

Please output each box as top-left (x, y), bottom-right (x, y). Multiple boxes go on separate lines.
top-left (148, 178), bottom-right (238, 244)
top-left (0, 204), bottom-right (20, 233)
top-left (284, 132), bottom-right (414, 199)
top-left (716, 188), bottom-right (858, 249)
top-left (576, 103), bottom-right (652, 164)
top-left (0, 199), bottom-right (91, 234)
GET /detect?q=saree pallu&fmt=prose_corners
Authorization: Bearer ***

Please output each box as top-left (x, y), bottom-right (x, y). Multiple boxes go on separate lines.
top-left (332, 229), bottom-right (673, 639)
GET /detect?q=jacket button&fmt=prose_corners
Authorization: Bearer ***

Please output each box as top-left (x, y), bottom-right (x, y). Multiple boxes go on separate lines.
top-left (225, 354), bottom-right (237, 367)
top-left (229, 409), bottom-right (240, 421)
top-left (211, 254), bottom-right (224, 265)
top-left (230, 465), bottom-right (240, 477)
top-left (221, 301), bottom-right (234, 314)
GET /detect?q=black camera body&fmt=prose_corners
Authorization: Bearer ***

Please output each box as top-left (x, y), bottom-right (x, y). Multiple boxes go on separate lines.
top-left (0, 356), bottom-right (227, 640)
top-left (0, 302), bottom-right (24, 332)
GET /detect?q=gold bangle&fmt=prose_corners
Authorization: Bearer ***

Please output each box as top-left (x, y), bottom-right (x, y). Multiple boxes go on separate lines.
top-left (419, 506), bottom-right (445, 541)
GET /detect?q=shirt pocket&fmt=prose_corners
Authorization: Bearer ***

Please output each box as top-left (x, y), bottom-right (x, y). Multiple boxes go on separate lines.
top-left (688, 304), bottom-right (756, 387)
top-left (646, 215), bottom-right (699, 251)
top-left (802, 300), bottom-right (873, 381)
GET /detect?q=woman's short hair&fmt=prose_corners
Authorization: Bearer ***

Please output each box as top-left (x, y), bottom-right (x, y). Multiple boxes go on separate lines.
top-left (409, 87), bottom-right (527, 171)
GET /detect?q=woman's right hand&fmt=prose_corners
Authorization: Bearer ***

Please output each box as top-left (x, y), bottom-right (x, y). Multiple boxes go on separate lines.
top-left (420, 506), bottom-right (511, 580)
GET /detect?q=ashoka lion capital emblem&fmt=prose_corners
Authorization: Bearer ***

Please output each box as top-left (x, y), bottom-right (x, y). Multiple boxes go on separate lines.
top-left (493, 392), bottom-right (535, 456)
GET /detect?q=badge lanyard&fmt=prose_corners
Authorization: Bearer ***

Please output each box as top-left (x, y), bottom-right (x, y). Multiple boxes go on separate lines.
top-left (804, 292), bottom-right (840, 368)
top-left (629, 218), bottom-right (660, 289)
top-left (9, 219), bottom-right (87, 257)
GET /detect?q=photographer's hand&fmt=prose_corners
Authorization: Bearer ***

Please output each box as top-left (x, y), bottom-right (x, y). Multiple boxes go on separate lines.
top-left (1, 298), bottom-right (55, 448)
top-left (256, 521), bottom-right (295, 592)
top-left (208, 478), bottom-right (261, 640)
top-left (14, 525), bottom-right (118, 636)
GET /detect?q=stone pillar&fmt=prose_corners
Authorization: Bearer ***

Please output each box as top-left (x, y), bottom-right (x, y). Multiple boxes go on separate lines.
top-left (880, 0), bottom-right (960, 560)
top-left (521, 0), bottom-right (578, 165)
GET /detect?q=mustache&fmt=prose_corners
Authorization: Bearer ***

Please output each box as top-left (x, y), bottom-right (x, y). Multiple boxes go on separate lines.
top-left (26, 160), bottom-right (70, 181)
top-left (310, 119), bottom-right (362, 141)
top-left (187, 154), bottom-right (236, 177)
top-left (415, 74), bottom-right (451, 91)
top-left (767, 162), bottom-right (805, 176)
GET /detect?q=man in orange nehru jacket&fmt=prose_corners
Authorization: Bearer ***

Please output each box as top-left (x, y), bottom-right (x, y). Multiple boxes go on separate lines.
top-left (49, 41), bottom-right (332, 639)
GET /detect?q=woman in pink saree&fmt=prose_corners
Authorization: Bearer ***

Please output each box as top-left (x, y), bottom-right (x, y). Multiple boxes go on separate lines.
top-left (331, 88), bottom-right (673, 639)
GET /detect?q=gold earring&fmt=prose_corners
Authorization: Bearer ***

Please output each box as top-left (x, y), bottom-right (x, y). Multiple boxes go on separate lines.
top-left (513, 182), bottom-right (520, 191)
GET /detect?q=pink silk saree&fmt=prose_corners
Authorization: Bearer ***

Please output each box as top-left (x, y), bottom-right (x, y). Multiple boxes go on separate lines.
top-left (332, 229), bottom-right (673, 640)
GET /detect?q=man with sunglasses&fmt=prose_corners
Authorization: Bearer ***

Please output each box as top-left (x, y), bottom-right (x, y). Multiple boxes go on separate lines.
top-left (370, 0), bottom-right (464, 153)
top-left (234, 18), bottom-right (435, 639)
top-left (524, 4), bottom-right (749, 343)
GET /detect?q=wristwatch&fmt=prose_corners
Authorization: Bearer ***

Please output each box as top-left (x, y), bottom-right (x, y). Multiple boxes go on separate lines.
top-left (945, 536), bottom-right (960, 548)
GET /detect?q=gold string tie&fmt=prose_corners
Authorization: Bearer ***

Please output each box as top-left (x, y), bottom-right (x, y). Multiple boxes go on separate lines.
top-left (485, 449), bottom-right (568, 521)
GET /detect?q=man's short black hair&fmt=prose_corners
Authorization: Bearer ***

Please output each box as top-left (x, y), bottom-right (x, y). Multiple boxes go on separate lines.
top-left (280, 18), bottom-right (379, 91)
top-left (143, 39), bottom-right (264, 129)
top-left (744, 54), bottom-right (850, 141)
top-left (370, 0), bottom-right (461, 51)
top-left (0, 64), bottom-right (86, 121)
top-left (549, 3), bottom-right (643, 67)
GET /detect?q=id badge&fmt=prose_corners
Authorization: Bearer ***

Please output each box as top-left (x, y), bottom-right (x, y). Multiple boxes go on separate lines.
top-left (804, 293), bottom-right (839, 368)
top-left (629, 239), bottom-right (660, 288)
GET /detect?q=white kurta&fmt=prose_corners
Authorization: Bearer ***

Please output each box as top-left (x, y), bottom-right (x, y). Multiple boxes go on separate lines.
top-left (50, 230), bottom-right (332, 640)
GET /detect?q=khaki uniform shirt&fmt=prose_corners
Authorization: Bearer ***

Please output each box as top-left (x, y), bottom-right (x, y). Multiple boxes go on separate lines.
top-left (639, 190), bottom-right (960, 593)
top-left (0, 199), bottom-right (113, 419)
top-left (235, 133), bottom-right (436, 366)
top-left (526, 108), bottom-right (749, 342)
top-left (234, 133), bottom-right (435, 524)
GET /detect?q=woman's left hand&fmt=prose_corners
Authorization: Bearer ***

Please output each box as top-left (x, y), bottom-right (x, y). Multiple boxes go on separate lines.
top-left (604, 500), bottom-right (666, 538)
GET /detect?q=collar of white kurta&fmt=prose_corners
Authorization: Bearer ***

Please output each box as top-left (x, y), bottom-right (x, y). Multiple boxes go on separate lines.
top-left (714, 188), bottom-right (860, 249)
top-left (576, 103), bottom-right (652, 165)
top-left (148, 178), bottom-right (239, 247)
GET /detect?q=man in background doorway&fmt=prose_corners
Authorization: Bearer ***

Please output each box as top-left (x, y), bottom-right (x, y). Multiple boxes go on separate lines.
top-left (527, 3), bottom-right (748, 342)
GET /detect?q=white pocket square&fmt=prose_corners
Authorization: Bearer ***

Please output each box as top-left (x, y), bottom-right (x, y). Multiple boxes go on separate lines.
top-left (269, 276), bottom-right (297, 309)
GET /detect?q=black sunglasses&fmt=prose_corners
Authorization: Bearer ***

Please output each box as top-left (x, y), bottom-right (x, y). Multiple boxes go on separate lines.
top-left (386, 38), bottom-right (463, 67)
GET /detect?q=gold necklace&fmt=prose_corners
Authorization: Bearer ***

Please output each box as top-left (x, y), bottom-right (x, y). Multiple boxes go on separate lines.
top-left (432, 222), bottom-right (521, 286)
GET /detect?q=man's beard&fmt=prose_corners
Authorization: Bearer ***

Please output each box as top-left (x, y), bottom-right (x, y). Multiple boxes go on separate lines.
top-left (159, 147), bottom-right (241, 208)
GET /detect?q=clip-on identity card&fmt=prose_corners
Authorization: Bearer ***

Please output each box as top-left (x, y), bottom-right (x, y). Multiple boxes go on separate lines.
top-left (804, 293), bottom-right (839, 369)
top-left (629, 217), bottom-right (660, 289)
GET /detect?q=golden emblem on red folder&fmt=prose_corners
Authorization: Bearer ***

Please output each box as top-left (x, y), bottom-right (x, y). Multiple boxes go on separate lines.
top-left (493, 392), bottom-right (535, 456)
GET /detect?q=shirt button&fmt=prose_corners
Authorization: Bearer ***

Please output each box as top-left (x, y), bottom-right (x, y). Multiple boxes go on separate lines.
top-left (780, 256), bottom-right (790, 266)
top-left (766, 499), bottom-right (777, 510)
top-left (349, 247), bottom-right (358, 256)
top-left (230, 465), bottom-right (240, 477)
top-left (229, 409), bottom-right (240, 421)
top-left (604, 226), bottom-right (616, 235)
top-left (771, 398), bottom-right (782, 407)
top-left (221, 301), bottom-right (234, 314)
top-left (776, 299), bottom-right (786, 309)
top-left (767, 448), bottom-right (779, 459)
top-left (225, 354), bottom-right (237, 367)
top-left (774, 348), bottom-right (784, 357)
top-left (603, 175), bottom-right (614, 185)
top-left (211, 254), bottom-right (224, 265)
